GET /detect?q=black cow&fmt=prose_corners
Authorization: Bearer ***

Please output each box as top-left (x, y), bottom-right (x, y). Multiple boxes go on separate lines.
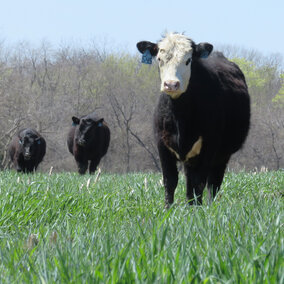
top-left (67, 112), bottom-right (110, 174)
top-left (137, 33), bottom-right (250, 206)
top-left (9, 128), bottom-right (46, 173)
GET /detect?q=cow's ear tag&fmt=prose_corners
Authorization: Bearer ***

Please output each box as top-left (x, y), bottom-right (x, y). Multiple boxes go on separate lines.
top-left (200, 50), bottom-right (210, 59)
top-left (37, 140), bottom-right (41, 145)
top-left (19, 140), bottom-right (22, 145)
top-left (142, 49), bottom-right (152, 64)
top-left (72, 122), bottom-right (77, 126)
top-left (98, 122), bottom-right (102, 127)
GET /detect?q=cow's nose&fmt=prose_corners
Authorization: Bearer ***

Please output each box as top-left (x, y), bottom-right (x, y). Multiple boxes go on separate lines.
top-left (164, 81), bottom-right (180, 91)
top-left (24, 153), bottom-right (31, 160)
top-left (78, 138), bottom-right (86, 146)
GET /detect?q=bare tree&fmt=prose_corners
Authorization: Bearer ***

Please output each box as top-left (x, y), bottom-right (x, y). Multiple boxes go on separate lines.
top-left (0, 41), bottom-right (283, 173)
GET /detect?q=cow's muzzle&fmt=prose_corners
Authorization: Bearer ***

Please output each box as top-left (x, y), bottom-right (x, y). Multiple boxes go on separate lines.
top-left (163, 80), bottom-right (180, 92)
top-left (24, 153), bottom-right (31, 160)
top-left (77, 138), bottom-right (86, 146)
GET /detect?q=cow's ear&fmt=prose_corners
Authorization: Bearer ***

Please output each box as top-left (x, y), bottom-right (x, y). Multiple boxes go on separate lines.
top-left (136, 41), bottom-right (158, 57)
top-left (72, 116), bottom-right (80, 126)
top-left (194, 43), bottom-right (213, 59)
top-left (97, 118), bottom-right (104, 127)
top-left (35, 137), bottom-right (41, 145)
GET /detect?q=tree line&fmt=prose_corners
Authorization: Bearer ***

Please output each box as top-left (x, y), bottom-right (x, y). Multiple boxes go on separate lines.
top-left (0, 41), bottom-right (283, 172)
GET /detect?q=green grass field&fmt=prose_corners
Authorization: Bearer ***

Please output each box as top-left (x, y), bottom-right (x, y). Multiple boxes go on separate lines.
top-left (0, 170), bottom-right (283, 283)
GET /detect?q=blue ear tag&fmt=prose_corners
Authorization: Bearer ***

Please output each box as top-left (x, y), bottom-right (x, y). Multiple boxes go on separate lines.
top-left (37, 140), bottom-right (41, 145)
top-left (19, 140), bottom-right (22, 145)
top-left (200, 50), bottom-right (209, 59)
top-left (72, 122), bottom-right (77, 126)
top-left (142, 49), bottom-right (152, 64)
top-left (98, 122), bottom-right (103, 127)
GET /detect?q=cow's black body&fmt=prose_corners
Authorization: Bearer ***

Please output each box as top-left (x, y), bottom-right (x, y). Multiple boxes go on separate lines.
top-left (155, 52), bottom-right (250, 205)
top-left (9, 128), bottom-right (46, 173)
top-left (67, 112), bottom-right (110, 174)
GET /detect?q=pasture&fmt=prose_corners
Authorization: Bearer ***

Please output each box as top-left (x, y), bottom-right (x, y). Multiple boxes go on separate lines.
top-left (0, 170), bottom-right (283, 283)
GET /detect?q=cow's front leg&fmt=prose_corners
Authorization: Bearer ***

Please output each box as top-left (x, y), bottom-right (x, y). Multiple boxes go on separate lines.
top-left (158, 141), bottom-right (178, 208)
top-left (207, 157), bottom-right (229, 202)
top-left (15, 161), bottom-right (22, 172)
top-left (14, 156), bottom-right (23, 172)
top-left (184, 164), bottom-right (207, 205)
top-left (89, 157), bottom-right (101, 174)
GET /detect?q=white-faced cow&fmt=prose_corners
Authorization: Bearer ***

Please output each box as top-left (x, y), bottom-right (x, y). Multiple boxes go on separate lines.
top-left (9, 128), bottom-right (46, 173)
top-left (137, 33), bottom-right (250, 207)
top-left (67, 112), bottom-right (110, 175)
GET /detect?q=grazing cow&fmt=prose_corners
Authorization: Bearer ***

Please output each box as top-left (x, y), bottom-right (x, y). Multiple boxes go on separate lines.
top-left (9, 128), bottom-right (46, 173)
top-left (67, 112), bottom-right (110, 174)
top-left (137, 33), bottom-right (250, 206)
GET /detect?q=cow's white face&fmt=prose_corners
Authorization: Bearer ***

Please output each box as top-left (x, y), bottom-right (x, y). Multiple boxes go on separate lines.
top-left (137, 33), bottom-right (213, 100)
top-left (157, 34), bottom-right (194, 99)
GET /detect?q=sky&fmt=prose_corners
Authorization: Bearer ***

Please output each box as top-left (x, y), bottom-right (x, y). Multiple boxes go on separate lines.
top-left (0, 0), bottom-right (283, 57)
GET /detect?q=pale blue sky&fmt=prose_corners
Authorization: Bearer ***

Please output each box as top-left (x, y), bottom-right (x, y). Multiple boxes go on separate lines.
top-left (0, 0), bottom-right (283, 56)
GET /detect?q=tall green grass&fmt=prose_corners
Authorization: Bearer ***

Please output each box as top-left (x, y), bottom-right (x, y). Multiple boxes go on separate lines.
top-left (0, 170), bottom-right (283, 283)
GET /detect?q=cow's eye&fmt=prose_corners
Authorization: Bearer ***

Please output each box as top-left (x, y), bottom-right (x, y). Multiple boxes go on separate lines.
top-left (186, 58), bottom-right (191, 65)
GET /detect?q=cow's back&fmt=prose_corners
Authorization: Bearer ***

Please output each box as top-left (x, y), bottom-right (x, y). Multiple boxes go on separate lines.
top-left (194, 52), bottom-right (250, 153)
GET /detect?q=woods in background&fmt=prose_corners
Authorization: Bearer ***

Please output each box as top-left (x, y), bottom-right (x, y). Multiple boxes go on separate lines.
top-left (0, 41), bottom-right (283, 172)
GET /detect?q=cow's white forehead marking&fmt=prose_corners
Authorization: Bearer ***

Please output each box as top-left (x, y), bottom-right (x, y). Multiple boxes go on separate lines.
top-left (158, 33), bottom-right (193, 59)
top-left (157, 33), bottom-right (194, 97)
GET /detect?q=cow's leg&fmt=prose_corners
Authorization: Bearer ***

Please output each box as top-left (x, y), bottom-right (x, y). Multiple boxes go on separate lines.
top-left (89, 157), bottom-right (101, 174)
top-left (15, 161), bottom-right (22, 172)
top-left (207, 159), bottom-right (229, 202)
top-left (184, 164), bottom-right (207, 205)
top-left (21, 161), bottom-right (30, 173)
top-left (22, 166), bottom-right (29, 173)
top-left (14, 157), bottom-right (22, 172)
top-left (77, 160), bottom-right (88, 175)
top-left (33, 163), bottom-right (39, 172)
top-left (26, 162), bottom-right (36, 173)
top-left (26, 167), bottom-right (34, 173)
top-left (158, 142), bottom-right (178, 207)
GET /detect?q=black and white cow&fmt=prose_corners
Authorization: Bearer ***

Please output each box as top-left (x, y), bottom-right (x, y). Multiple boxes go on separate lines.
top-left (137, 33), bottom-right (250, 206)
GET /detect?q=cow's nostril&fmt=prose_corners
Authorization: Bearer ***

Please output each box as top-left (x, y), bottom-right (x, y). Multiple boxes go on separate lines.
top-left (173, 81), bottom-right (180, 90)
top-left (164, 81), bottom-right (180, 91)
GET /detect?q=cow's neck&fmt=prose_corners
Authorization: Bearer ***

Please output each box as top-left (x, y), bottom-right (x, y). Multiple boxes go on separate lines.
top-left (171, 92), bottom-right (192, 131)
top-left (171, 93), bottom-right (189, 113)
top-left (168, 93), bottom-right (200, 160)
